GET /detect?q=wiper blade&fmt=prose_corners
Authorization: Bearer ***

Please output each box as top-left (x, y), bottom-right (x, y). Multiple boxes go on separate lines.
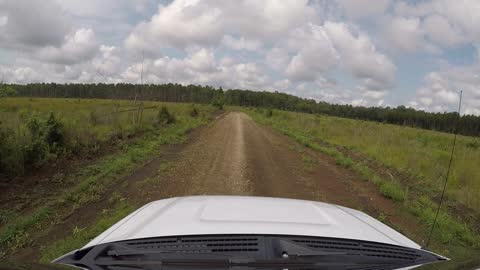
top-left (106, 240), bottom-right (345, 258)
top-left (55, 235), bottom-right (446, 270)
top-left (96, 259), bottom-right (389, 270)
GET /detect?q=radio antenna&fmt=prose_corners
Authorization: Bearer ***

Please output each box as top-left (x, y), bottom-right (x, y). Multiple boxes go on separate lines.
top-left (140, 50), bottom-right (145, 85)
top-left (133, 50), bottom-right (145, 104)
top-left (425, 90), bottom-right (463, 247)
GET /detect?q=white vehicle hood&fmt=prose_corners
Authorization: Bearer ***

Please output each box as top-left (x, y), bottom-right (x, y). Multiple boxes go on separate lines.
top-left (84, 196), bottom-right (420, 249)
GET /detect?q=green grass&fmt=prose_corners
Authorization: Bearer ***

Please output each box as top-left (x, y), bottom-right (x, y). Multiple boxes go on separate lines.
top-left (301, 154), bottom-right (317, 171)
top-left (0, 98), bottom-right (215, 258)
top-left (335, 156), bottom-right (354, 168)
top-left (0, 97), bottom-right (213, 176)
top-left (244, 108), bottom-right (480, 211)
top-left (39, 199), bottom-right (135, 263)
top-left (243, 107), bottom-right (480, 256)
top-left (379, 181), bottom-right (407, 202)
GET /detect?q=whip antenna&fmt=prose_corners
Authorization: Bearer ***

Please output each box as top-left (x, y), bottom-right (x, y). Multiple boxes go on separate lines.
top-left (425, 90), bottom-right (463, 247)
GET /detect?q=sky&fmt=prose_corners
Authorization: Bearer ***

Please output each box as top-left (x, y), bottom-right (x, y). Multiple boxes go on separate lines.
top-left (0, 0), bottom-right (479, 115)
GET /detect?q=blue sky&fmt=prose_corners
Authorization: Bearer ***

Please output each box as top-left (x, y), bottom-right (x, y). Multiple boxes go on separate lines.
top-left (0, 0), bottom-right (479, 115)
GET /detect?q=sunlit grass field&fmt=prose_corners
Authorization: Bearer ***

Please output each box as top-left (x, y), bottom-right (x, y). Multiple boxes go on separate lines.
top-left (0, 97), bottom-right (214, 176)
top-left (0, 97), bottom-right (212, 146)
top-left (245, 107), bottom-right (480, 257)
top-left (248, 108), bottom-right (480, 212)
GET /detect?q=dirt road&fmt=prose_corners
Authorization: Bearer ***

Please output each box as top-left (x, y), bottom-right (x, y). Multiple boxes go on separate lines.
top-left (164, 111), bottom-right (352, 200)
top-left (140, 111), bottom-right (420, 237)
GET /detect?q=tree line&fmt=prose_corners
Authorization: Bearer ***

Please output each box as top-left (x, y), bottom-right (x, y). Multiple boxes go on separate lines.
top-left (8, 83), bottom-right (480, 137)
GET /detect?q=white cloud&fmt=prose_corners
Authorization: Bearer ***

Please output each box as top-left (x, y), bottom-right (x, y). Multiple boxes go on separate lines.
top-left (265, 21), bottom-right (395, 97)
top-left (285, 24), bottom-right (339, 81)
top-left (0, 66), bottom-right (41, 83)
top-left (422, 14), bottom-right (464, 47)
top-left (125, 0), bottom-right (223, 52)
top-left (38, 28), bottom-right (98, 65)
top-left (0, 0), bottom-right (70, 48)
top-left (59, 0), bottom-right (152, 18)
top-left (324, 22), bottom-right (395, 90)
top-left (336, 0), bottom-right (391, 19)
top-left (93, 45), bottom-right (122, 78)
top-left (125, 0), bottom-right (316, 52)
top-left (382, 16), bottom-right (428, 52)
top-left (410, 57), bottom-right (480, 115)
top-left (388, 0), bottom-right (480, 51)
top-left (221, 35), bottom-right (262, 51)
top-left (122, 48), bottom-right (269, 90)
top-left (266, 47), bottom-right (290, 72)
top-left (0, 16), bottom-right (7, 27)
top-left (271, 79), bottom-right (292, 92)
top-left (185, 48), bottom-right (217, 73)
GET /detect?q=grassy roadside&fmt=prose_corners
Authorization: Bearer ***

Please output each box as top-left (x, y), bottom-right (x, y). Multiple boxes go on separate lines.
top-left (242, 107), bottom-right (480, 261)
top-left (0, 104), bottom-right (215, 260)
top-left (39, 196), bottom-right (136, 263)
top-left (0, 97), bottom-right (209, 177)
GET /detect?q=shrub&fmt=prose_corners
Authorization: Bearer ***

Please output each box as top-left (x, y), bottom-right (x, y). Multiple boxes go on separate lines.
top-left (265, 109), bottom-right (273, 117)
top-left (24, 138), bottom-right (49, 168)
top-left (157, 106), bottom-right (176, 125)
top-left (23, 114), bottom-right (46, 167)
top-left (0, 85), bottom-right (17, 97)
top-left (0, 125), bottom-right (23, 176)
top-left (22, 112), bottom-right (66, 170)
top-left (466, 141), bottom-right (479, 150)
top-left (190, 107), bottom-right (199, 117)
top-left (212, 95), bottom-right (224, 110)
top-left (89, 111), bottom-right (98, 126)
top-left (45, 112), bottom-right (64, 146)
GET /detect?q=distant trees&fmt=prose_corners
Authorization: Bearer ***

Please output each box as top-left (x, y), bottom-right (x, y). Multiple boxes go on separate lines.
top-left (11, 83), bottom-right (480, 137)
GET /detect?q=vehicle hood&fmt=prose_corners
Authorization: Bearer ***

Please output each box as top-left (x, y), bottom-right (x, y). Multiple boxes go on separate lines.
top-left (83, 196), bottom-right (421, 249)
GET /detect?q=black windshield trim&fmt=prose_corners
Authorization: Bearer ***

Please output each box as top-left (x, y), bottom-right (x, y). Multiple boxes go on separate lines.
top-left (54, 234), bottom-right (447, 270)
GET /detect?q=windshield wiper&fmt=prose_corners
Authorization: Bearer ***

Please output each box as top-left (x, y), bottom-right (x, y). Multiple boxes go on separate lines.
top-left (106, 240), bottom-right (345, 257)
top-left (54, 235), bottom-right (446, 270)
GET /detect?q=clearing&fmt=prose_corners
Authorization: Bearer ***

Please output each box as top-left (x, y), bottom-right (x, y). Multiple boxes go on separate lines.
top-left (2, 111), bottom-right (478, 269)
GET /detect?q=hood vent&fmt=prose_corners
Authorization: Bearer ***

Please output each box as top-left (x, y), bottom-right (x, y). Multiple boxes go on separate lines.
top-left (290, 237), bottom-right (421, 261)
top-left (125, 235), bottom-right (260, 254)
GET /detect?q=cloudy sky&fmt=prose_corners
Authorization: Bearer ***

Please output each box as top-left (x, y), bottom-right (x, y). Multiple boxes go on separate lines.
top-left (0, 0), bottom-right (479, 114)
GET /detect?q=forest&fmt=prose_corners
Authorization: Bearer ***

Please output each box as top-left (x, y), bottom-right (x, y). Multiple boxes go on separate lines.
top-left (5, 83), bottom-right (480, 137)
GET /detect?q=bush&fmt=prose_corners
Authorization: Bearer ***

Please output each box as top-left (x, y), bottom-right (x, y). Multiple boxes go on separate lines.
top-left (0, 125), bottom-right (23, 176)
top-left (45, 112), bottom-right (64, 146)
top-left (212, 95), bottom-right (224, 110)
top-left (24, 138), bottom-right (49, 168)
top-left (265, 109), bottom-right (273, 117)
top-left (0, 85), bottom-right (17, 97)
top-left (21, 112), bottom-right (65, 170)
top-left (190, 107), bottom-right (199, 117)
top-left (89, 111), bottom-right (99, 126)
top-left (466, 141), bottom-right (479, 150)
top-left (157, 106), bottom-right (176, 125)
